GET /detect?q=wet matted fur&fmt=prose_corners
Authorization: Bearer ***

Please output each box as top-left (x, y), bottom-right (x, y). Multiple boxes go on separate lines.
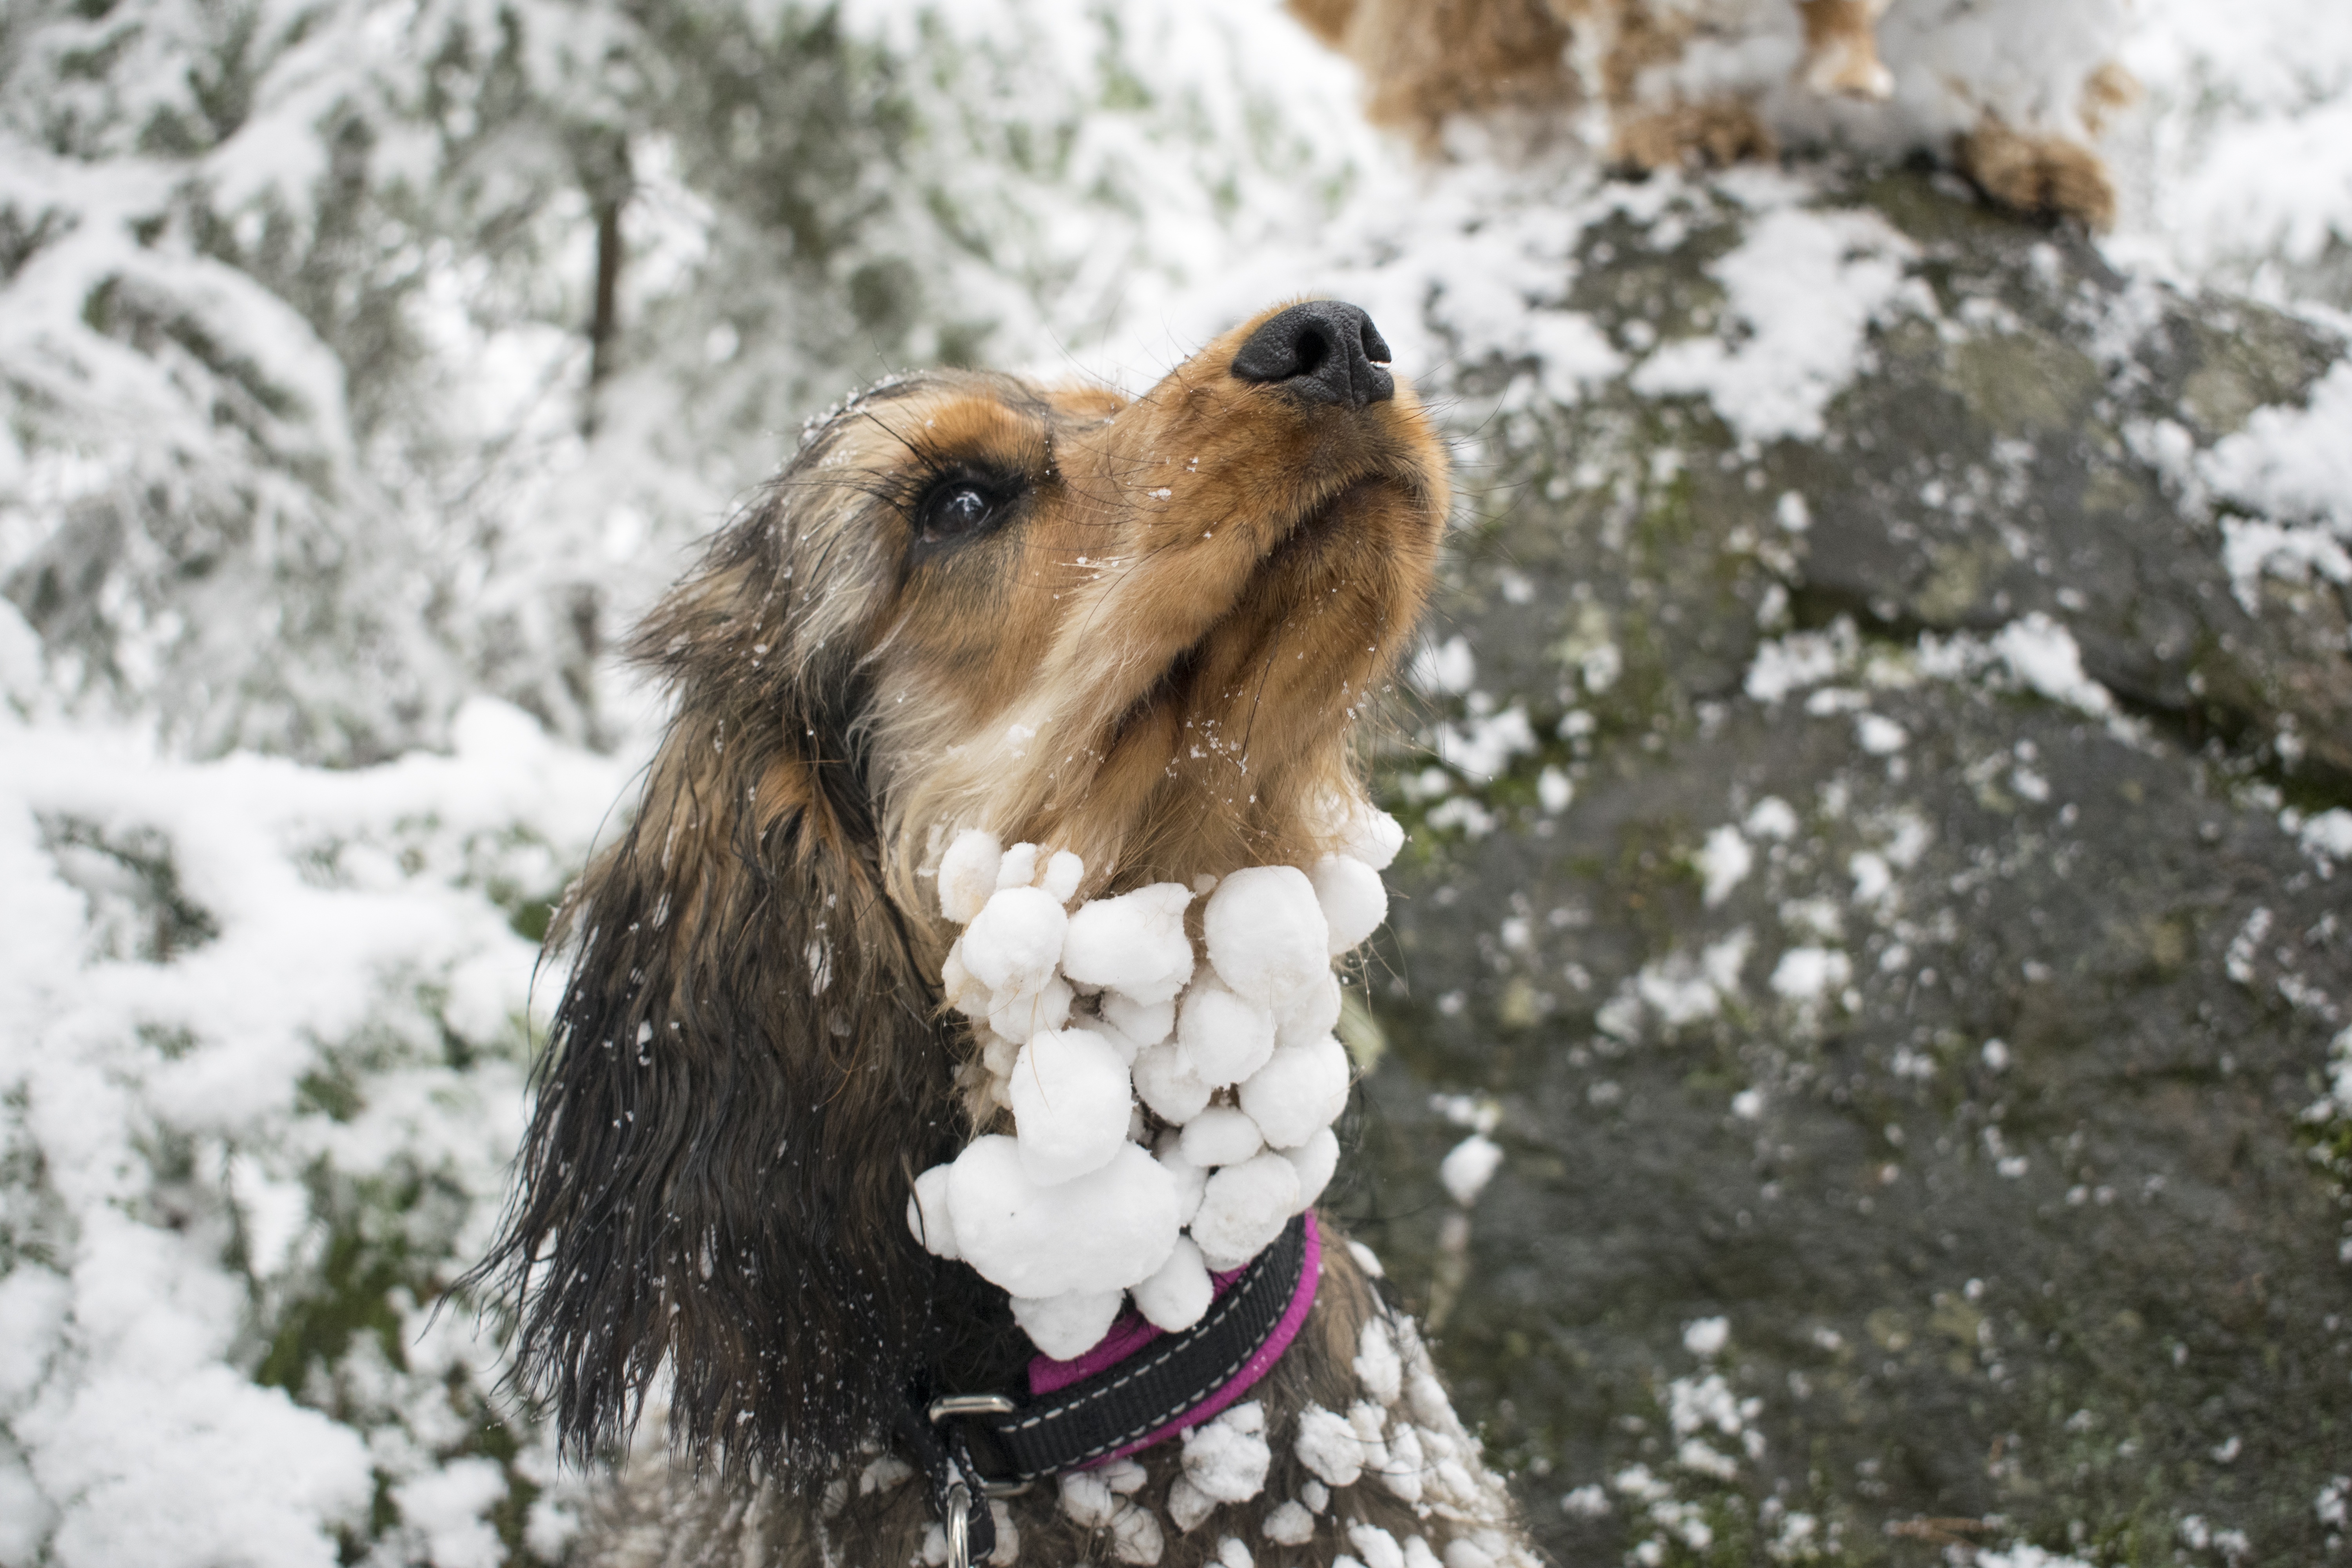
top-left (474, 304), bottom-right (1542, 1566)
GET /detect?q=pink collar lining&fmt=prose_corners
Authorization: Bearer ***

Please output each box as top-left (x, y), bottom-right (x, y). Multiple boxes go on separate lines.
top-left (1025, 1211), bottom-right (1324, 1466)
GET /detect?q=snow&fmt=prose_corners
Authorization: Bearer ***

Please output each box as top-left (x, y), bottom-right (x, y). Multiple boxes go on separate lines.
top-left (1181, 1105), bottom-right (1270, 1169)
top-left (1178, 975), bottom-right (1281, 1087)
top-left (1239, 1035), bottom-right (1354, 1152)
top-left (939, 829), bottom-right (1005, 922)
top-left (1063, 882), bottom-right (1197, 1004)
top-left (1439, 1135), bottom-right (1505, 1207)
top-left (1205, 866), bottom-right (1332, 1011)
top-left (1295, 1403), bottom-right (1367, 1488)
top-left (1133, 1236), bottom-right (1214, 1333)
top-left (943, 1137), bottom-right (1181, 1298)
top-left (1312, 854), bottom-right (1390, 955)
top-left (1630, 197), bottom-right (1920, 446)
top-left (3, 0), bottom-right (2347, 1543)
top-left (1191, 1154), bottom-right (1304, 1272)
top-left (1181, 1401), bottom-right (1272, 1503)
top-left (1011, 1288), bottom-right (1129, 1361)
top-left (924, 822), bottom-right (1392, 1350)
top-left (1009, 1028), bottom-right (1136, 1183)
top-left (1991, 614), bottom-right (2118, 718)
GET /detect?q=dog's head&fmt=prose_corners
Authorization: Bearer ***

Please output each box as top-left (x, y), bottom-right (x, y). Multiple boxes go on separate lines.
top-left (479, 301), bottom-right (1448, 1487)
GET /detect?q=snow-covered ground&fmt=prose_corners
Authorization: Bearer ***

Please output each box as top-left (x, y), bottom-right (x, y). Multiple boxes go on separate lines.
top-left (2, 0), bottom-right (2348, 1561)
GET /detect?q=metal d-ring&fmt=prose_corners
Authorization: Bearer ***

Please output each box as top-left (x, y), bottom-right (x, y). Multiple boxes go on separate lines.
top-left (927, 1394), bottom-right (1033, 1498)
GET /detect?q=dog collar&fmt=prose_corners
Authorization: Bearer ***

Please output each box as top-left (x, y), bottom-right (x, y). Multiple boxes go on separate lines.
top-left (900, 1212), bottom-right (1321, 1563)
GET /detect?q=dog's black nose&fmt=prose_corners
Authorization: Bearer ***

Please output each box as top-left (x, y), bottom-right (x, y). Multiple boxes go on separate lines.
top-left (1230, 301), bottom-right (1396, 408)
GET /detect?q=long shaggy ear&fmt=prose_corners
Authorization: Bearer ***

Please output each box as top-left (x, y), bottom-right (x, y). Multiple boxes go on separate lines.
top-left (472, 485), bottom-right (996, 1487)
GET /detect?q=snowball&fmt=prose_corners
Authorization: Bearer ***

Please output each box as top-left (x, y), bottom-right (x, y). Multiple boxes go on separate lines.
top-left (1153, 1129), bottom-right (1209, 1225)
top-left (1263, 1503), bottom-right (1315, 1545)
top-left (1178, 974), bottom-right (1278, 1087)
top-left (997, 842), bottom-right (1040, 889)
top-left (1274, 971), bottom-right (1341, 1050)
top-left (1190, 1154), bottom-right (1301, 1271)
top-left (1180, 1105), bottom-right (1267, 1169)
top-left (1238, 1034), bottom-right (1351, 1150)
top-left (989, 973), bottom-right (1073, 1045)
top-left (1438, 1134), bottom-right (1503, 1206)
top-left (942, 938), bottom-right (992, 1018)
top-left (1089, 1012), bottom-right (1147, 1065)
top-left (1355, 1319), bottom-right (1402, 1405)
top-left (1300, 1480), bottom-right (1329, 1512)
top-left (1133, 1041), bottom-right (1213, 1123)
top-left (1110, 1502), bottom-right (1165, 1566)
top-left (1348, 1524), bottom-right (1406, 1568)
top-left (1010, 1288), bottom-right (1126, 1359)
top-left (1310, 855), bottom-right (1387, 954)
top-left (1061, 1471), bottom-right (1117, 1528)
top-left (1061, 882), bottom-right (1195, 1005)
top-left (1168, 1477), bottom-right (1217, 1534)
top-left (908, 1164), bottom-right (960, 1259)
top-left (1341, 802), bottom-right (1406, 870)
top-left (1009, 1027), bottom-right (1134, 1184)
top-left (1101, 991), bottom-right (1176, 1048)
top-left (947, 1137), bottom-right (1180, 1297)
top-left (1134, 1234), bottom-right (1214, 1331)
top-left (963, 886), bottom-right (1070, 997)
top-left (1204, 867), bottom-right (1329, 1011)
top-left (940, 829), bottom-right (1004, 922)
top-left (1380, 1423), bottom-right (1425, 1502)
top-left (1216, 1537), bottom-right (1254, 1568)
top-left (1294, 1404), bottom-right (1363, 1488)
top-left (1280, 1127), bottom-right (1339, 1210)
top-left (1042, 849), bottom-right (1085, 904)
top-left (1182, 1402), bottom-right (1272, 1503)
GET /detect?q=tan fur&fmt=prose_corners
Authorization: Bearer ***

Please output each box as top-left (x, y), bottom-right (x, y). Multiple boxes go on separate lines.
top-left (1292, 0), bottom-right (2129, 227)
top-left (1956, 117), bottom-right (2118, 230)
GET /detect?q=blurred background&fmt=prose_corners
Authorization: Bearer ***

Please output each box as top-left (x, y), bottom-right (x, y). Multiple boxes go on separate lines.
top-left (1, 0), bottom-right (2347, 1563)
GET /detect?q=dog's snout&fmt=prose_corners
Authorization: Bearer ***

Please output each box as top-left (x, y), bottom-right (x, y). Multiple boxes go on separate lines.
top-left (1229, 301), bottom-right (1396, 409)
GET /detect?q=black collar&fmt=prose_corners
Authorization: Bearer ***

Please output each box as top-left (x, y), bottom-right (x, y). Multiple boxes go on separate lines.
top-left (896, 1214), bottom-right (1315, 1564)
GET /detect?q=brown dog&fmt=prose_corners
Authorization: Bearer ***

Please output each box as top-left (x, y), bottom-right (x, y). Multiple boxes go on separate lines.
top-left (475, 302), bottom-right (1541, 1567)
top-left (1292, 0), bottom-right (2129, 229)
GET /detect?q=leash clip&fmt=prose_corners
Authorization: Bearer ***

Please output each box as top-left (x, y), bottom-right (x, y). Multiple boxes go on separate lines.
top-left (943, 1477), bottom-right (972, 1568)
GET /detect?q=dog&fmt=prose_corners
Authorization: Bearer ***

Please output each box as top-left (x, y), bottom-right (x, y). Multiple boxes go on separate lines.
top-left (1290, 0), bottom-right (2133, 229)
top-left (474, 301), bottom-right (1543, 1568)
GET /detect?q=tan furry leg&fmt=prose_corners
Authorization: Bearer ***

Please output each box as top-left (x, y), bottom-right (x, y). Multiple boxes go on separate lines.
top-left (1343, 0), bottom-right (1577, 151)
top-left (1796, 0), bottom-right (1892, 100)
top-left (1957, 115), bottom-right (2118, 230)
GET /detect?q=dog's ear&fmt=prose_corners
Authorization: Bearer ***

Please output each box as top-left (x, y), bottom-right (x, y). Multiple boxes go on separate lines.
top-left (474, 483), bottom-right (991, 1485)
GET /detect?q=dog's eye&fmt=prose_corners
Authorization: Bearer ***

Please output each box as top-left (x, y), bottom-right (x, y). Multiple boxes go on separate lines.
top-left (915, 476), bottom-right (1013, 545)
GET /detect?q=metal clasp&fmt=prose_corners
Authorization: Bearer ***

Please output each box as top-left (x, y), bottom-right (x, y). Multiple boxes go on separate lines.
top-left (927, 1394), bottom-right (1033, 1499)
top-left (944, 1478), bottom-right (972, 1568)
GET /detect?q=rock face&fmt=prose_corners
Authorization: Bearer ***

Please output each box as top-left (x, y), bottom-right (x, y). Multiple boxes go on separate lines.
top-left (1345, 168), bottom-right (2352, 1564)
